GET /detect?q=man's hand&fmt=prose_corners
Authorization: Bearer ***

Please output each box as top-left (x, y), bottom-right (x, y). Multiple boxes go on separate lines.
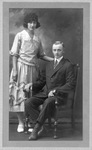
top-left (24, 83), bottom-right (32, 92)
top-left (48, 90), bottom-right (56, 97)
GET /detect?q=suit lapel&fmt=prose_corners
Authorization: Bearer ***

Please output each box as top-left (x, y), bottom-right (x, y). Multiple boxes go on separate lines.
top-left (49, 61), bottom-right (54, 73)
top-left (50, 57), bottom-right (65, 77)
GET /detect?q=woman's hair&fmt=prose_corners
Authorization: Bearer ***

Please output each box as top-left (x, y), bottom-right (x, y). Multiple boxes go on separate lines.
top-left (23, 12), bottom-right (40, 28)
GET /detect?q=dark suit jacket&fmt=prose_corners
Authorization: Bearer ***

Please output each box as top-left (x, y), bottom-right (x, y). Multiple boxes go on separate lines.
top-left (33, 57), bottom-right (76, 100)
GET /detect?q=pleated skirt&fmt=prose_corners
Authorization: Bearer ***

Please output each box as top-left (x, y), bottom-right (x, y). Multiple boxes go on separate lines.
top-left (9, 61), bottom-right (39, 112)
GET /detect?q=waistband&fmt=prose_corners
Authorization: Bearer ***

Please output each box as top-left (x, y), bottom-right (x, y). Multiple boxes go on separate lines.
top-left (18, 57), bottom-right (36, 66)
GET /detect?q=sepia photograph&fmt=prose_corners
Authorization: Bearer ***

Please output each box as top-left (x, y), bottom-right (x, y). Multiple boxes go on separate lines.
top-left (1, 1), bottom-right (91, 149)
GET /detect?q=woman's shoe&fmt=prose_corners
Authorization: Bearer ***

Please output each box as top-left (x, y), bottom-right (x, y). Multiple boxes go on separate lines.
top-left (28, 128), bottom-right (33, 132)
top-left (28, 123), bottom-right (33, 132)
top-left (17, 125), bottom-right (24, 133)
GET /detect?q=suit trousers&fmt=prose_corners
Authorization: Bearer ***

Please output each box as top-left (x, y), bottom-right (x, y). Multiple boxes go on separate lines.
top-left (25, 95), bottom-right (59, 125)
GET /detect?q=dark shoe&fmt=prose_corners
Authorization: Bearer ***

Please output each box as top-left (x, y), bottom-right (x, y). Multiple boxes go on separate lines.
top-left (28, 123), bottom-right (41, 140)
top-left (29, 131), bottom-right (37, 140)
top-left (38, 125), bottom-right (47, 137)
top-left (38, 126), bottom-right (44, 136)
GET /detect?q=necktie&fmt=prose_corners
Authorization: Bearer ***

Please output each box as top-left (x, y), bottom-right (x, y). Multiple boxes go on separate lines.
top-left (54, 59), bottom-right (58, 69)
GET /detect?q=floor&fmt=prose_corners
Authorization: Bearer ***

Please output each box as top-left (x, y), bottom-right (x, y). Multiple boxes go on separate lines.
top-left (9, 122), bottom-right (82, 141)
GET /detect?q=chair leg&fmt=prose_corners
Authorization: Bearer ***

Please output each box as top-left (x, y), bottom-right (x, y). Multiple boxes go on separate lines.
top-left (53, 104), bottom-right (58, 139)
top-left (54, 119), bottom-right (58, 139)
top-left (48, 117), bottom-right (52, 128)
top-left (71, 111), bottom-right (75, 129)
top-left (25, 117), bottom-right (29, 133)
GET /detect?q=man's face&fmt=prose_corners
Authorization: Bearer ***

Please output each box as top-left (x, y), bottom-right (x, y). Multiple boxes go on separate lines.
top-left (52, 45), bottom-right (64, 59)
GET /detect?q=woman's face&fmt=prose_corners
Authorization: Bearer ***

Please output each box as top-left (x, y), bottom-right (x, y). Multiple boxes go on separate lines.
top-left (27, 21), bottom-right (37, 31)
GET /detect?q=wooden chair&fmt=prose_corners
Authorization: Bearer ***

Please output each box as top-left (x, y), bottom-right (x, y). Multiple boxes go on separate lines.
top-left (51, 64), bottom-right (80, 139)
top-left (24, 64), bottom-right (80, 137)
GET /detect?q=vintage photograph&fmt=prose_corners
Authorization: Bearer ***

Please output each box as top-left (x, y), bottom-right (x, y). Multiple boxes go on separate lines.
top-left (2, 1), bottom-right (90, 148)
top-left (9, 6), bottom-right (82, 141)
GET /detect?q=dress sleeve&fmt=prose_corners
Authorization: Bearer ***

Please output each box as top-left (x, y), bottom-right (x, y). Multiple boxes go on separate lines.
top-left (10, 33), bottom-right (21, 57)
top-left (38, 40), bottom-right (46, 58)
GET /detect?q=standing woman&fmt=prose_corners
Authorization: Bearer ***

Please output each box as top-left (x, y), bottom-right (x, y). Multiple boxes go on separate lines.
top-left (9, 13), bottom-right (53, 132)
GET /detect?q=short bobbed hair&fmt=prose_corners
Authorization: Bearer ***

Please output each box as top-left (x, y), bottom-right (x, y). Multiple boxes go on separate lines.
top-left (23, 13), bottom-right (40, 29)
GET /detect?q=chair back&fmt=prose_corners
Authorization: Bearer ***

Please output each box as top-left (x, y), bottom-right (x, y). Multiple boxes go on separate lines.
top-left (66, 64), bottom-right (80, 109)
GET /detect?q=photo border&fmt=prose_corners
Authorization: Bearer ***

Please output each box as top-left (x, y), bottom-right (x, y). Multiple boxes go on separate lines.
top-left (1, 1), bottom-right (90, 149)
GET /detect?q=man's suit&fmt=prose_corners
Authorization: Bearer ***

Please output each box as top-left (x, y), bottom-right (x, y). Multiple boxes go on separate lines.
top-left (25, 57), bottom-right (76, 125)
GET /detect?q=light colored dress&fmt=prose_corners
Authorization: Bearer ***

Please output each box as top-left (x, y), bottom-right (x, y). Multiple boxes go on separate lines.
top-left (9, 29), bottom-right (45, 112)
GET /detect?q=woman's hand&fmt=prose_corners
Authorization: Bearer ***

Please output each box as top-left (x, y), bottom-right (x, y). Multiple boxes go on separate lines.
top-left (13, 70), bottom-right (18, 82)
top-left (42, 56), bottom-right (54, 62)
top-left (24, 83), bottom-right (32, 92)
top-left (18, 83), bottom-right (25, 91)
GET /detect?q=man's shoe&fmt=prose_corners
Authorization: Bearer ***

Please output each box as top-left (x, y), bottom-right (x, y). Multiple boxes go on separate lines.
top-left (38, 126), bottom-right (47, 137)
top-left (28, 131), bottom-right (38, 140)
top-left (38, 126), bottom-right (43, 135)
top-left (28, 123), bottom-right (41, 140)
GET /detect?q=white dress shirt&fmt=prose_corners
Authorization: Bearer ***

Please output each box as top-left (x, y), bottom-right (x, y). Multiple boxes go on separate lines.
top-left (54, 56), bottom-right (63, 65)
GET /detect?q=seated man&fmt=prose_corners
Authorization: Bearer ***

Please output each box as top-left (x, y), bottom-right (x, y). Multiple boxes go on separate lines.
top-left (25, 41), bottom-right (76, 140)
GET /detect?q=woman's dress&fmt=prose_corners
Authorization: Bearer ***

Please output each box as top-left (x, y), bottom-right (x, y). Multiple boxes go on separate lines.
top-left (9, 30), bottom-right (45, 112)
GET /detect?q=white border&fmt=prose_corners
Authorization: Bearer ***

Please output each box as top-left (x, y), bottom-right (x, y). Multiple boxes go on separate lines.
top-left (0, 0), bottom-right (92, 150)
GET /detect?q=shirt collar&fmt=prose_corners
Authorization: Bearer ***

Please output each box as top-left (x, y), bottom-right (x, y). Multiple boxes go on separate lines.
top-left (55, 56), bottom-right (63, 64)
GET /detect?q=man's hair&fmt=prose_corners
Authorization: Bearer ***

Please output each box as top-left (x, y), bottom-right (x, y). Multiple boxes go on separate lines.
top-left (54, 41), bottom-right (64, 47)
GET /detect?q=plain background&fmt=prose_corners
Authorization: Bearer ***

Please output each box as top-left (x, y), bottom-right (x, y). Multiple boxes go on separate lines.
top-left (9, 6), bottom-right (82, 123)
top-left (0, 0), bottom-right (92, 150)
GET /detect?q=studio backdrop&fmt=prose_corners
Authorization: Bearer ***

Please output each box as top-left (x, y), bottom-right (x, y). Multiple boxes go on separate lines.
top-left (9, 8), bottom-right (83, 123)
